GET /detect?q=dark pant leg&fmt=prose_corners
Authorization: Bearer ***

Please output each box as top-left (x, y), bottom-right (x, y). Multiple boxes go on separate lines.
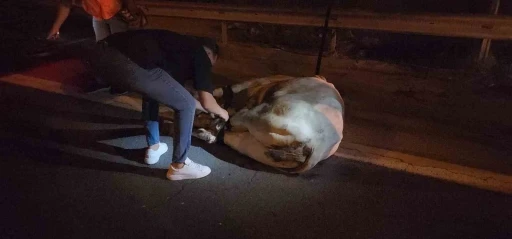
top-left (142, 97), bottom-right (160, 146)
top-left (136, 68), bottom-right (196, 164)
top-left (88, 44), bottom-right (196, 163)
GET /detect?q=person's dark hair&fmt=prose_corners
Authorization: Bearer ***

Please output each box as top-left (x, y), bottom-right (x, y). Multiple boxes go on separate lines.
top-left (196, 37), bottom-right (220, 56)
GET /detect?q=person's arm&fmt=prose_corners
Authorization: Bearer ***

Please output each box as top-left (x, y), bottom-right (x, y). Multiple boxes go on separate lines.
top-left (195, 98), bottom-right (207, 113)
top-left (197, 91), bottom-right (229, 121)
top-left (47, 2), bottom-right (71, 39)
top-left (191, 46), bottom-right (229, 120)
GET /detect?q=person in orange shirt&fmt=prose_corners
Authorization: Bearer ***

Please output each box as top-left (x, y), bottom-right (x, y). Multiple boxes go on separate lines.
top-left (47, 0), bottom-right (143, 42)
top-left (48, 0), bottom-right (146, 95)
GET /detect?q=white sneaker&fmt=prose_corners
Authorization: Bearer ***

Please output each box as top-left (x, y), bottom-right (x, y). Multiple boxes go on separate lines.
top-left (166, 158), bottom-right (211, 181)
top-left (144, 143), bottom-right (168, 165)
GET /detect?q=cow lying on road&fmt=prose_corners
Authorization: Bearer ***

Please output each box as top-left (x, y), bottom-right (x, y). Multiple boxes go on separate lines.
top-left (192, 75), bottom-right (345, 173)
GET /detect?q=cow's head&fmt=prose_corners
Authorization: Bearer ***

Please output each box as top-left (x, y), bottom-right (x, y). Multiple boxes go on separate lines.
top-left (192, 111), bottom-right (227, 143)
top-left (191, 86), bottom-right (235, 143)
top-left (191, 76), bottom-right (277, 143)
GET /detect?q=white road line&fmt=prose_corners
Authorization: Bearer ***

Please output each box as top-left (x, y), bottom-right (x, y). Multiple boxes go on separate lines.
top-left (336, 142), bottom-right (512, 195)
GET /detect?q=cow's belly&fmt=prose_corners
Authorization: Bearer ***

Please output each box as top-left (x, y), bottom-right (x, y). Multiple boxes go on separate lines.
top-left (224, 101), bottom-right (342, 170)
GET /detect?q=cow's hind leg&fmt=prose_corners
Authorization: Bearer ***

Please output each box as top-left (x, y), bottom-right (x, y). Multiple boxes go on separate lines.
top-left (224, 131), bottom-right (301, 169)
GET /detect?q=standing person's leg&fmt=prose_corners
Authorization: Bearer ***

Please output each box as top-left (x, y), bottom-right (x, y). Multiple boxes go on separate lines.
top-left (88, 17), bottom-right (114, 93)
top-left (92, 17), bottom-right (111, 41)
top-left (133, 68), bottom-right (211, 180)
top-left (89, 44), bottom-right (210, 180)
top-left (85, 21), bottom-right (113, 93)
top-left (145, 120), bottom-right (160, 146)
top-left (101, 16), bottom-right (130, 95)
top-left (143, 97), bottom-right (160, 145)
top-left (143, 97), bottom-right (166, 165)
top-left (106, 16), bottom-right (129, 34)
top-left (87, 42), bottom-right (169, 164)
top-left (136, 69), bottom-right (195, 164)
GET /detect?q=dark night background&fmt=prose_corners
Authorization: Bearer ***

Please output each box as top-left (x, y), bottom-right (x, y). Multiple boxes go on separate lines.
top-left (4, 0), bottom-right (512, 72)
top-left (1, 1), bottom-right (511, 239)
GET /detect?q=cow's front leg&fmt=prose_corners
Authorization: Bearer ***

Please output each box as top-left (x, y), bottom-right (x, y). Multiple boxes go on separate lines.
top-left (192, 128), bottom-right (217, 143)
top-left (223, 131), bottom-right (301, 169)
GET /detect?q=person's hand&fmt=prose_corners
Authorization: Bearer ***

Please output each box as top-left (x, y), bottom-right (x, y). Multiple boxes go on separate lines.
top-left (218, 108), bottom-right (229, 122)
top-left (197, 91), bottom-right (229, 121)
top-left (46, 30), bottom-right (60, 40)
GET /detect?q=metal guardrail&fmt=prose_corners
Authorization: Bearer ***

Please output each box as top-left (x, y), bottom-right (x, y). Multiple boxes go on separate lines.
top-left (138, 1), bottom-right (512, 40)
top-left (39, 0), bottom-right (510, 61)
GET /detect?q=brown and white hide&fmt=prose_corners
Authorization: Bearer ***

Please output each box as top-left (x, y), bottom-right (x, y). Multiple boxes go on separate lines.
top-left (192, 75), bottom-right (344, 173)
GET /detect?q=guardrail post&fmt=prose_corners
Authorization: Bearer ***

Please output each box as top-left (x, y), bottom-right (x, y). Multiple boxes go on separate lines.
top-left (478, 0), bottom-right (501, 62)
top-left (328, 29), bottom-right (337, 56)
top-left (221, 21), bottom-right (228, 45)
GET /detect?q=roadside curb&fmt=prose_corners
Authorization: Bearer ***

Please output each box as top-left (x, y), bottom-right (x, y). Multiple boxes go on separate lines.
top-left (337, 142), bottom-right (512, 195)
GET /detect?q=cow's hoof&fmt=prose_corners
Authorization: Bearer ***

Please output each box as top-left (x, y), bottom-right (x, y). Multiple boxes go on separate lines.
top-left (193, 128), bottom-right (217, 144)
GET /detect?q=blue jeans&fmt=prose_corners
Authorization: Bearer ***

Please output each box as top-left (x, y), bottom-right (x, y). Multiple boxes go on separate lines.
top-left (92, 16), bottom-right (128, 42)
top-left (88, 43), bottom-right (196, 163)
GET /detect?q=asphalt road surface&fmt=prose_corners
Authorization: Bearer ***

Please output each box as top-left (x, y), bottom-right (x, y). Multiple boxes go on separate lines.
top-left (1, 77), bottom-right (511, 239)
top-left (1, 2), bottom-right (511, 238)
